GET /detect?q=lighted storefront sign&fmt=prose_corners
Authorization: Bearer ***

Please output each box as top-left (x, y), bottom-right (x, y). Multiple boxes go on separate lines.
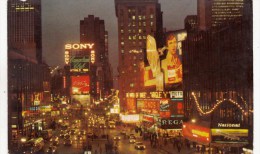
top-left (211, 129), bottom-right (248, 143)
top-left (159, 117), bottom-right (183, 129)
top-left (110, 108), bottom-right (120, 114)
top-left (212, 123), bottom-right (242, 128)
top-left (71, 76), bottom-right (90, 95)
top-left (142, 115), bottom-right (154, 123)
top-left (70, 56), bottom-right (89, 72)
top-left (120, 114), bottom-right (140, 123)
top-left (182, 122), bottom-right (211, 145)
top-left (126, 91), bottom-right (183, 99)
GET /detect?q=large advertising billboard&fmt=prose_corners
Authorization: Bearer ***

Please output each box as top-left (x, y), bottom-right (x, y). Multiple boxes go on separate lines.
top-left (137, 99), bottom-right (160, 115)
top-left (70, 55), bottom-right (90, 72)
top-left (71, 76), bottom-right (90, 95)
top-left (182, 122), bottom-right (211, 145)
top-left (126, 98), bottom-right (136, 113)
top-left (211, 129), bottom-right (248, 144)
top-left (144, 31), bottom-right (186, 91)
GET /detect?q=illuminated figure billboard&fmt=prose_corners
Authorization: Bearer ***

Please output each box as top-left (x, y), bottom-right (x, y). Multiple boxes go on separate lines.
top-left (144, 32), bottom-right (186, 90)
top-left (71, 76), bottom-right (90, 95)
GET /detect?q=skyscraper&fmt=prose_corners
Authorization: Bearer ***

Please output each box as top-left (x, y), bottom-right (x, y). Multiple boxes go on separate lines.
top-left (198, 0), bottom-right (244, 30)
top-left (8, 0), bottom-right (42, 63)
top-left (114, 0), bottom-right (163, 111)
top-left (80, 15), bottom-right (113, 99)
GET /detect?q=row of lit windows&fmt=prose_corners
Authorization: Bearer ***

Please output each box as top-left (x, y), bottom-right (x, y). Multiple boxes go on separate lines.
top-left (131, 15), bottom-right (153, 20)
top-left (128, 35), bottom-right (146, 40)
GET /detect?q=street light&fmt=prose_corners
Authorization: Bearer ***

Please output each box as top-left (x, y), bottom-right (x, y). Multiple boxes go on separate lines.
top-left (191, 119), bottom-right (196, 123)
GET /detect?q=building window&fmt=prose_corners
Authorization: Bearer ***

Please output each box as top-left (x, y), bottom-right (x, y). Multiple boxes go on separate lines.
top-left (132, 16), bottom-right (136, 20)
top-left (128, 29), bottom-right (131, 33)
top-left (121, 50), bottom-right (124, 53)
top-left (143, 22), bottom-right (146, 26)
top-left (121, 42), bottom-right (124, 45)
top-left (130, 83), bottom-right (134, 87)
top-left (138, 15), bottom-right (142, 20)
top-left (150, 14), bottom-right (154, 19)
top-left (128, 36), bottom-right (132, 40)
top-left (150, 22), bottom-right (153, 26)
top-left (143, 16), bottom-right (146, 20)
top-left (138, 29), bottom-right (142, 33)
top-left (143, 36), bottom-right (146, 39)
top-left (133, 35), bottom-right (136, 40)
top-left (121, 29), bottom-right (124, 33)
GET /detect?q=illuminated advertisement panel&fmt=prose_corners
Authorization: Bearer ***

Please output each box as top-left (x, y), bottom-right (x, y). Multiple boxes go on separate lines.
top-left (211, 129), bottom-right (248, 144)
top-left (70, 56), bottom-right (90, 72)
top-left (126, 98), bottom-right (136, 113)
top-left (159, 99), bottom-right (184, 118)
top-left (144, 32), bottom-right (186, 90)
top-left (120, 114), bottom-right (140, 123)
top-left (137, 99), bottom-right (160, 115)
top-left (71, 76), bottom-right (90, 95)
top-left (71, 95), bottom-right (90, 107)
top-left (182, 122), bottom-right (211, 145)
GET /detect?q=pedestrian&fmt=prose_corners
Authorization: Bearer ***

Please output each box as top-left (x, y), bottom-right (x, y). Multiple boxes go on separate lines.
top-left (177, 143), bottom-right (181, 153)
top-left (197, 146), bottom-right (200, 152)
top-left (100, 146), bottom-right (102, 154)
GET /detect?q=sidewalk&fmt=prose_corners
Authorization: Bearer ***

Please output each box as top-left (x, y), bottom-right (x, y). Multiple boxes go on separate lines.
top-left (160, 143), bottom-right (212, 154)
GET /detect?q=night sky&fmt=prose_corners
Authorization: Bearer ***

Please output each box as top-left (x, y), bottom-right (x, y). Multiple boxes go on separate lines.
top-left (42, 0), bottom-right (197, 75)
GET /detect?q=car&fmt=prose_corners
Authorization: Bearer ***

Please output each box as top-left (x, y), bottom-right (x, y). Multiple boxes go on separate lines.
top-left (120, 130), bottom-right (126, 135)
top-left (46, 145), bottom-right (57, 153)
top-left (113, 135), bottom-right (121, 140)
top-left (135, 142), bottom-right (146, 150)
top-left (74, 135), bottom-right (83, 141)
top-left (50, 136), bottom-right (59, 142)
top-left (79, 130), bottom-right (86, 135)
top-left (63, 134), bottom-right (71, 140)
top-left (87, 132), bottom-right (94, 137)
top-left (64, 139), bottom-right (72, 146)
top-left (99, 124), bottom-right (107, 129)
top-left (129, 136), bottom-right (136, 143)
top-left (52, 140), bottom-right (59, 146)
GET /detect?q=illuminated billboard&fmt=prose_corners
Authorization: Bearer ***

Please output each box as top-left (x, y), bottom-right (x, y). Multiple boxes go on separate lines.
top-left (137, 99), bottom-right (160, 115)
top-left (71, 76), bottom-right (90, 95)
top-left (182, 122), bottom-right (211, 145)
top-left (120, 114), bottom-right (140, 123)
top-left (144, 31), bottom-right (186, 90)
top-left (211, 129), bottom-right (248, 144)
top-left (71, 95), bottom-right (90, 107)
top-left (70, 56), bottom-right (90, 72)
top-left (126, 98), bottom-right (136, 113)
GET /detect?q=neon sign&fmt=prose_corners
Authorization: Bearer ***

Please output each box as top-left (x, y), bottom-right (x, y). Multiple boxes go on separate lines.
top-left (65, 43), bottom-right (94, 50)
top-left (90, 50), bottom-right (95, 64)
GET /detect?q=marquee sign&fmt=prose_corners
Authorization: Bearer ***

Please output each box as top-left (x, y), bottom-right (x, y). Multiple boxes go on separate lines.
top-left (159, 117), bottom-right (183, 129)
top-left (70, 56), bottom-right (90, 72)
top-left (126, 91), bottom-right (183, 99)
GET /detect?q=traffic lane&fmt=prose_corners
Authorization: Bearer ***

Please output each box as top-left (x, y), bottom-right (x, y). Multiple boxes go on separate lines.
top-left (107, 128), bottom-right (162, 154)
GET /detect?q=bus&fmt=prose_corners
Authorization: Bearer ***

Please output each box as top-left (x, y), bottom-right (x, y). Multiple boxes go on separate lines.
top-left (24, 137), bottom-right (44, 153)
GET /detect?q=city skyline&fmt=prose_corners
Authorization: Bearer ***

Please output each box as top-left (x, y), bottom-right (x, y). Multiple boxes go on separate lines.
top-left (2, 0), bottom-right (258, 153)
top-left (42, 0), bottom-right (197, 76)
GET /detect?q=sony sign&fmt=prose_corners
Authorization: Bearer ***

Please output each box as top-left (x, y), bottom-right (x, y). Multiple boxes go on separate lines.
top-left (65, 43), bottom-right (94, 50)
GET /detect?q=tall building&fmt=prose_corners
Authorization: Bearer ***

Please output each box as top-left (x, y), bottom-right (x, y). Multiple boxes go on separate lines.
top-left (8, 0), bottom-right (42, 63)
top-left (182, 1), bottom-right (253, 150)
top-left (198, 0), bottom-right (244, 30)
top-left (114, 0), bottom-right (163, 111)
top-left (79, 15), bottom-right (113, 99)
top-left (184, 15), bottom-right (198, 32)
